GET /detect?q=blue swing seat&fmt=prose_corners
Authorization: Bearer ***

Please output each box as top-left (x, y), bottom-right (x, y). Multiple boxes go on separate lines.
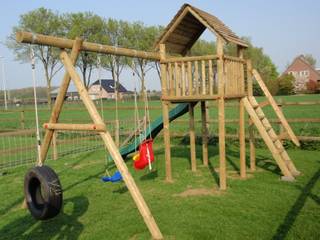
top-left (101, 171), bottom-right (123, 183)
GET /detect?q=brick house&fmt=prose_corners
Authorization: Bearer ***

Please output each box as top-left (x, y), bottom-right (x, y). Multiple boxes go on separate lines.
top-left (283, 55), bottom-right (320, 93)
top-left (88, 79), bottom-right (130, 100)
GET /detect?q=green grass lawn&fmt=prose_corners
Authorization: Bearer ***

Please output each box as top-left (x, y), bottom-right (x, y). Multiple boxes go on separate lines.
top-left (0, 138), bottom-right (319, 239)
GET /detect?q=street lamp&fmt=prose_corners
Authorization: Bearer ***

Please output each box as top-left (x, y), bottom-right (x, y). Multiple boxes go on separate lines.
top-left (0, 56), bottom-right (8, 110)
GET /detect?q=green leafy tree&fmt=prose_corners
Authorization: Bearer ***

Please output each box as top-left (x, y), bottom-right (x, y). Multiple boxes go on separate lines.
top-left (101, 18), bottom-right (130, 100)
top-left (63, 12), bottom-right (105, 88)
top-left (126, 22), bottom-right (162, 99)
top-left (7, 8), bottom-right (65, 107)
top-left (304, 54), bottom-right (316, 67)
top-left (277, 74), bottom-right (294, 95)
top-left (190, 39), bottom-right (216, 56)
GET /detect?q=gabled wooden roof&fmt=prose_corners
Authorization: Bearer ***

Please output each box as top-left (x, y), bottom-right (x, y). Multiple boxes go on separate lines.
top-left (154, 4), bottom-right (248, 55)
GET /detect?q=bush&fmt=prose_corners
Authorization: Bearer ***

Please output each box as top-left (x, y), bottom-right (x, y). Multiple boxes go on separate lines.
top-left (277, 74), bottom-right (295, 95)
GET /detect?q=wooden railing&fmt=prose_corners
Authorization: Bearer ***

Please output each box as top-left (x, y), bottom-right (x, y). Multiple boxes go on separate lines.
top-left (161, 54), bottom-right (245, 101)
top-left (224, 56), bottom-right (245, 96)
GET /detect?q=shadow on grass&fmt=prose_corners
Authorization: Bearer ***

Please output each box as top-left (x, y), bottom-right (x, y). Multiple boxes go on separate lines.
top-left (0, 196), bottom-right (24, 217)
top-left (0, 196), bottom-right (88, 240)
top-left (140, 170), bottom-right (158, 181)
top-left (272, 168), bottom-right (320, 240)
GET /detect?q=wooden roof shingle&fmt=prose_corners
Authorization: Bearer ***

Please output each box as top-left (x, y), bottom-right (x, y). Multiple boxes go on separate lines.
top-left (154, 3), bottom-right (248, 55)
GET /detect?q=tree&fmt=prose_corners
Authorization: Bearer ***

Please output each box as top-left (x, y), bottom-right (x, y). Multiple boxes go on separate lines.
top-left (101, 18), bottom-right (129, 101)
top-left (7, 8), bottom-right (65, 108)
top-left (190, 39), bottom-right (215, 56)
top-left (63, 12), bottom-right (105, 88)
top-left (277, 74), bottom-right (294, 95)
top-left (304, 54), bottom-right (316, 67)
top-left (126, 22), bottom-right (162, 99)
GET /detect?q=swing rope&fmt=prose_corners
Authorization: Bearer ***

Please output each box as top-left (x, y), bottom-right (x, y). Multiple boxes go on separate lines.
top-left (30, 47), bottom-right (42, 165)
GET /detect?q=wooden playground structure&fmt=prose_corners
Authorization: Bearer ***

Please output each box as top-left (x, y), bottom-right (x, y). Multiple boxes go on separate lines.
top-left (17, 4), bottom-right (301, 239)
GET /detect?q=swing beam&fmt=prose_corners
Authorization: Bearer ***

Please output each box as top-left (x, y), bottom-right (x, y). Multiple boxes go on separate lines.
top-left (16, 31), bottom-right (160, 61)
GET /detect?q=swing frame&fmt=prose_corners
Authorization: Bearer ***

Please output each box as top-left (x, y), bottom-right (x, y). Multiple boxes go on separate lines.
top-left (18, 35), bottom-right (163, 240)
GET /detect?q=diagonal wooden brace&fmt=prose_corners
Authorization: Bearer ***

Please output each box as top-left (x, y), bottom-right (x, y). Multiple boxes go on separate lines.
top-left (60, 51), bottom-right (163, 240)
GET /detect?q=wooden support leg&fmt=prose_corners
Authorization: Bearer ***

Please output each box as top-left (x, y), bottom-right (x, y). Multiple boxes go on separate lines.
top-left (201, 101), bottom-right (208, 166)
top-left (162, 101), bottom-right (172, 182)
top-left (239, 98), bottom-right (246, 178)
top-left (249, 118), bottom-right (256, 171)
top-left (60, 51), bottom-right (163, 240)
top-left (189, 103), bottom-right (196, 172)
top-left (39, 38), bottom-right (83, 165)
top-left (218, 98), bottom-right (226, 190)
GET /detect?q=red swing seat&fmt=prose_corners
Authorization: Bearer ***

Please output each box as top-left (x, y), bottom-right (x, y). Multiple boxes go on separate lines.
top-left (134, 139), bottom-right (154, 170)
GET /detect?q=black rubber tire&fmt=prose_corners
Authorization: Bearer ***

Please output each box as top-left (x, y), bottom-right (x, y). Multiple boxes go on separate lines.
top-left (24, 165), bottom-right (63, 220)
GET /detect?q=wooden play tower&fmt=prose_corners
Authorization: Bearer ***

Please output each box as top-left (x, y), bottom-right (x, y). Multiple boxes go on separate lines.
top-left (153, 4), bottom-right (300, 189)
top-left (16, 4), bottom-right (301, 240)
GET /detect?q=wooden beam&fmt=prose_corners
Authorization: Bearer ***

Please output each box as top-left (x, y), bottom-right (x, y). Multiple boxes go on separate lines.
top-left (160, 44), bottom-right (172, 183)
top-left (43, 123), bottom-right (106, 132)
top-left (161, 94), bottom-right (245, 102)
top-left (60, 51), bottom-right (163, 240)
top-left (217, 37), bottom-right (227, 190)
top-left (39, 38), bottom-right (83, 165)
top-left (239, 98), bottom-right (246, 178)
top-left (17, 31), bottom-right (160, 61)
top-left (161, 54), bottom-right (218, 63)
top-left (201, 101), bottom-right (209, 166)
top-left (247, 60), bottom-right (255, 171)
top-left (189, 103), bottom-right (197, 171)
top-left (238, 46), bottom-right (246, 178)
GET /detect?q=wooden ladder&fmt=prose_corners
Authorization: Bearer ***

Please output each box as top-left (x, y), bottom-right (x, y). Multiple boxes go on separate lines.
top-left (243, 96), bottom-right (300, 180)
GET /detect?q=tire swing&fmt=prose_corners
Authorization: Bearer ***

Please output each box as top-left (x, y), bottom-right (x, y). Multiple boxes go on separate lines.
top-left (24, 47), bottom-right (63, 220)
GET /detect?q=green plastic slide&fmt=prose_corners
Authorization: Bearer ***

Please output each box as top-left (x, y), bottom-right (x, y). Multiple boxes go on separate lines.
top-left (119, 103), bottom-right (191, 160)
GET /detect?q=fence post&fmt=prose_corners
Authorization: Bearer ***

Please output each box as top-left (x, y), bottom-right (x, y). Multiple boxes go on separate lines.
top-left (20, 110), bottom-right (25, 129)
top-left (52, 131), bottom-right (58, 160)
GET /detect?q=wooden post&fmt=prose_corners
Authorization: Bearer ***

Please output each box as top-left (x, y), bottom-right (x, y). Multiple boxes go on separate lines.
top-left (247, 60), bottom-right (256, 171)
top-left (189, 103), bottom-right (196, 171)
top-left (201, 60), bottom-right (206, 94)
top-left (194, 61), bottom-right (199, 95)
top-left (181, 63), bottom-right (186, 96)
top-left (278, 99), bottom-right (284, 144)
top-left (201, 101), bottom-right (208, 166)
top-left (52, 131), bottom-right (58, 160)
top-left (60, 51), bottom-right (163, 240)
top-left (187, 61), bottom-right (192, 96)
top-left (20, 110), bottom-right (25, 129)
top-left (39, 38), bottom-right (83, 165)
top-left (217, 37), bottom-right (227, 190)
top-left (160, 44), bottom-right (172, 182)
top-left (239, 98), bottom-right (246, 178)
top-left (238, 47), bottom-right (246, 178)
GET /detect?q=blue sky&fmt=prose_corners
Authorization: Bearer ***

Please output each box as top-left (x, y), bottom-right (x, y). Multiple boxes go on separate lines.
top-left (0, 0), bottom-right (319, 91)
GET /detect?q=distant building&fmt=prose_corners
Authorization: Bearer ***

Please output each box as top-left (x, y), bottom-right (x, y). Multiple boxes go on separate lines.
top-left (50, 85), bottom-right (80, 101)
top-left (283, 55), bottom-right (320, 93)
top-left (88, 79), bottom-right (131, 100)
